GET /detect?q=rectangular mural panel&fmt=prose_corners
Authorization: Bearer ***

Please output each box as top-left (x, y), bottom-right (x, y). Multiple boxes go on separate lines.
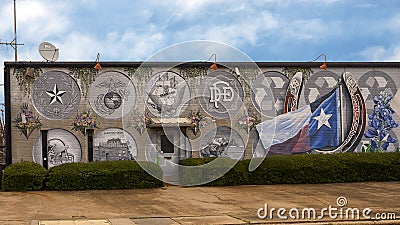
top-left (4, 62), bottom-right (400, 168)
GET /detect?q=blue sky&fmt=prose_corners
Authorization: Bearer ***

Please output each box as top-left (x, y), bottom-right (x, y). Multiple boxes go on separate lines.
top-left (1, 0), bottom-right (400, 104)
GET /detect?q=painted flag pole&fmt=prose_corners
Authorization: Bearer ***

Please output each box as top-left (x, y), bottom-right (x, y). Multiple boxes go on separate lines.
top-left (338, 77), bottom-right (345, 143)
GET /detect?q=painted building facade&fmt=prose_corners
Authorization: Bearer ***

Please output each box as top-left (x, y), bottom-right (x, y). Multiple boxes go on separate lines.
top-left (4, 62), bottom-right (400, 170)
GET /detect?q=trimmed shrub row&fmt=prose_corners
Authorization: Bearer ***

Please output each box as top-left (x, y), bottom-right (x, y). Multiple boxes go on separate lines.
top-left (179, 157), bottom-right (248, 186)
top-left (2, 162), bottom-right (47, 191)
top-left (4, 152), bottom-right (399, 190)
top-left (2, 161), bottom-right (163, 191)
top-left (180, 152), bottom-right (400, 186)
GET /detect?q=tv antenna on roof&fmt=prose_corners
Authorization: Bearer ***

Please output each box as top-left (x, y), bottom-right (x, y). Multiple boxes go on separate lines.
top-left (39, 42), bottom-right (59, 62)
top-left (0, 0), bottom-right (24, 61)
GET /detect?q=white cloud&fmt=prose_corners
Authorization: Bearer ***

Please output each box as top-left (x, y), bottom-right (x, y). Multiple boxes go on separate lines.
top-left (0, 2), bottom-right (14, 35)
top-left (172, 11), bottom-right (279, 47)
top-left (17, 0), bottom-right (71, 43)
top-left (164, 0), bottom-right (235, 18)
top-left (385, 14), bottom-right (400, 34)
top-left (0, 0), bottom-right (72, 62)
top-left (360, 45), bottom-right (400, 62)
top-left (356, 3), bottom-right (376, 8)
top-left (58, 32), bottom-right (100, 61)
top-left (295, 0), bottom-right (342, 4)
top-left (120, 31), bottom-right (165, 60)
top-left (56, 29), bottom-right (165, 61)
top-left (281, 18), bottom-right (342, 41)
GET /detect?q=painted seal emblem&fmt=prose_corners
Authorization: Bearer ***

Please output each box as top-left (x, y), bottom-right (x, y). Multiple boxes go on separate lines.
top-left (88, 71), bottom-right (136, 119)
top-left (145, 71), bottom-right (190, 117)
top-left (198, 71), bottom-right (244, 119)
top-left (32, 71), bottom-right (80, 120)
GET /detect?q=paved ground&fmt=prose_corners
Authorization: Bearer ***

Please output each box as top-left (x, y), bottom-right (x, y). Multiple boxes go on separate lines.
top-left (0, 182), bottom-right (399, 225)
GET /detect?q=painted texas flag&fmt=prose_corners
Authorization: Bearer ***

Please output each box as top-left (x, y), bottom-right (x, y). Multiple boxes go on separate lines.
top-left (256, 89), bottom-right (339, 155)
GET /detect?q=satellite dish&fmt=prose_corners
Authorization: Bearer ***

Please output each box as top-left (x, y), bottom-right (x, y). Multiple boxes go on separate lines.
top-left (39, 42), bottom-right (59, 62)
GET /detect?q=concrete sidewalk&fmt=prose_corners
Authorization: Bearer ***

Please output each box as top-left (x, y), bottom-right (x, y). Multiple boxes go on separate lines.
top-left (0, 182), bottom-right (398, 225)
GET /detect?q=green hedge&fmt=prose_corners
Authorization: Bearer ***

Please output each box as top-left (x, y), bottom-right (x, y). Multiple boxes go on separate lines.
top-left (1, 161), bottom-right (163, 191)
top-left (3, 153), bottom-right (400, 190)
top-left (179, 157), bottom-right (248, 186)
top-left (180, 152), bottom-right (400, 186)
top-left (249, 152), bottom-right (400, 184)
top-left (2, 162), bottom-right (47, 191)
top-left (46, 161), bottom-right (163, 190)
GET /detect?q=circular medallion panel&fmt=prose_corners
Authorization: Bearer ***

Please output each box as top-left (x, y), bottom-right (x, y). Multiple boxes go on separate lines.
top-left (88, 71), bottom-right (136, 119)
top-left (200, 126), bottom-right (245, 160)
top-left (197, 71), bottom-right (244, 119)
top-left (145, 71), bottom-right (190, 117)
top-left (93, 128), bottom-right (137, 161)
top-left (250, 71), bottom-right (288, 116)
top-left (304, 71), bottom-right (339, 105)
top-left (358, 70), bottom-right (397, 114)
top-left (32, 71), bottom-right (80, 120)
top-left (33, 129), bottom-right (82, 168)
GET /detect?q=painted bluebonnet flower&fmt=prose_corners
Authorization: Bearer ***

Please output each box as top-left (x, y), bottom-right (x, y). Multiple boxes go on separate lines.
top-left (364, 90), bottom-right (398, 152)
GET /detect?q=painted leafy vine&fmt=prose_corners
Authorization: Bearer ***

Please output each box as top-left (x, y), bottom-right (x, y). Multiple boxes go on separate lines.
top-left (69, 68), bottom-right (97, 99)
top-left (179, 67), bottom-right (208, 79)
top-left (282, 67), bottom-right (313, 81)
top-left (124, 67), bottom-right (153, 95)
top-left (14, 67), bottom-right (43, 97)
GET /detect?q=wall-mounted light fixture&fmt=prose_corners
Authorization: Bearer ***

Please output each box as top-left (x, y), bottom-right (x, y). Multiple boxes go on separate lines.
top-left (207, 53), bottom-right (218, 70)
top-left (94, 53), bottom-right (102, 70)
top-left (311, 53), bottom-right (327, 70)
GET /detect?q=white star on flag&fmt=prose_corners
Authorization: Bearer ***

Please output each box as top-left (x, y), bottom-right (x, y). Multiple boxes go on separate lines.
top-left (313, 108), bottom-right (332, 130)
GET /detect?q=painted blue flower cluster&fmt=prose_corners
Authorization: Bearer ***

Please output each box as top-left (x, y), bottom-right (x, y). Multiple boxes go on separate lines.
top-left (364, 90), bottom-right (398, 152)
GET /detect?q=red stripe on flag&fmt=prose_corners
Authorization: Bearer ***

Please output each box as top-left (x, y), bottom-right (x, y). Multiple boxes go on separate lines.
top-left (291, 125), bottom-right (311, 153)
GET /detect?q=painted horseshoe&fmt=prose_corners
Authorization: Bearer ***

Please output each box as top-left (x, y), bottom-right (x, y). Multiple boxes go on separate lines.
top-left (284, 72), bottom-right (304, 113)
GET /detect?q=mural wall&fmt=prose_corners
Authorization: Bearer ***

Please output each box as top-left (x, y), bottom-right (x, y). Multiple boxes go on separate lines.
top-left (5, 62), bottom-right (400, 169)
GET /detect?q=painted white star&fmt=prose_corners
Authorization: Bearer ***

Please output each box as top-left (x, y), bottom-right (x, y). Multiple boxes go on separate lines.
top-left (46, 84), bottom-right (66, 105)
top-left (313, 108), bottom-right (332, 130)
